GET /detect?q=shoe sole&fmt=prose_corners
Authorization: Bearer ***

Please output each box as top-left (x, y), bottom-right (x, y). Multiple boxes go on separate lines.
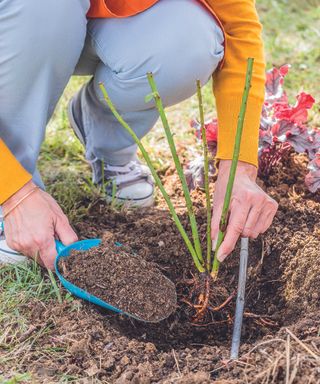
top-left (105, 193), bottom-right (154, 208)
top-left (0, 246), bottom-right (28, 264)
top-left (0, 253), bottom-right (28, 264)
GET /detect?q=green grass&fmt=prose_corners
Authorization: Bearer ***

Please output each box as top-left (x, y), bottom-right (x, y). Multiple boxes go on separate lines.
top-left (0, 373), bottom-right (32, 384)
top-left (257, 0), bottom-right (320, 129)
top-left (0, 1), bottom-right (319, 380)
top-left (0, 262), bottom-right (73, 381)
top-left (258, 0), bottom-right (320, 94)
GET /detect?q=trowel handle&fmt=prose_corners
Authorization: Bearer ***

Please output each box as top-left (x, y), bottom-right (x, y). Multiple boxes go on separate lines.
top-left (55, 240), bottom-right (66, 254)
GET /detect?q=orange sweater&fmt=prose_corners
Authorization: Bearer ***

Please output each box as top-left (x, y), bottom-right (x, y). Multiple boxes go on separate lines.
top-left (0, 0), bottom-right (265, 204)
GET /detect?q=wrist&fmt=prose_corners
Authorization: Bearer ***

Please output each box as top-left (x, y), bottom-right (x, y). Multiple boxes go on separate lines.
top-left (218, 160), bottom-right (257, 181)
top-left (2, 180), bottom-right (37, 213)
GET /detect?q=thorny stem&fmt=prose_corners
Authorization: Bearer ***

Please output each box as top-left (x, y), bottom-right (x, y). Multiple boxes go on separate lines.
top-left (196, 80), bottom-right (212, 272)
top-left (147, 72), bottom-right (203, 265)
top-left (99, 82), bottom-right (205, 273)
top-left (211, 58), bottom-right (254, 277)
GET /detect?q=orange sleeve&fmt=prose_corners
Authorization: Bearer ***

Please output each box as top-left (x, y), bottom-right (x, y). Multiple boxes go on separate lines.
top-left (0, 139), bottom-right (32, 204)
top-left (87, 0), bottom-right (159, 18)
top-left (204, 0), bottom-right (266, 166)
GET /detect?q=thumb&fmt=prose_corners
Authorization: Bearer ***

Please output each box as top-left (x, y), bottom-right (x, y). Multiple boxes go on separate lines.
top-left (55, 215), bottom-right (78, 246)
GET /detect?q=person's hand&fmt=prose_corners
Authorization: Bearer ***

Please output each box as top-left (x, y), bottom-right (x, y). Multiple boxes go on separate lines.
top-left (211, 160), bottom-right (278, 262)
top-left (2, 180), bottom-right (78, 269)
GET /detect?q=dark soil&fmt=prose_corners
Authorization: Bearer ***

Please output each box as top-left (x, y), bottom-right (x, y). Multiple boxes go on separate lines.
top-left (58, 232), bottom-right (177, 323)
top-left (73, 153), bottom-right (320, 347)
top-left (3, 152), bottom-right (320, 383)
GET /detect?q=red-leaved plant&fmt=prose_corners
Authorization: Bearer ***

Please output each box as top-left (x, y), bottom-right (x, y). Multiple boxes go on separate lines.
top-left (187, 65), bottom-right (320, 193)
top-left (305, 153), bottom-right (320, 193)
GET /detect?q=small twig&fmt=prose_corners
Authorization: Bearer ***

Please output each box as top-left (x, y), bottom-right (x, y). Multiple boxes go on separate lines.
top-left (285, 328), bottom-right (320, 360)
top-left (288, 355), bottom-right (299, 384)
top-left (190, 319), bottom-right (230, 327)
top-left (230, 237), bottom-right (249, 360)
top-left (286, 334), bottom-right (290, 384)
top-left (172, 349), bottom-right (182, 377)
top-left (94, 283), bottom-right (108, 290)
top-left (244, 338), bottom-right (285, 357)
top-left (18, 325), bottom-right (39, 343)
top-left (243, 312), bottom-right (278, 327)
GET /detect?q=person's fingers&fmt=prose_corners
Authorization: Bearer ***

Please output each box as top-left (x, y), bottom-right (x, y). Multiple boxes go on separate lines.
top-left (38, 236), bottom-right (58, 270)
top-left (2, 186), bottom-right (76, 271)
top-left (26, 228), bottom-right (55, 269)
top-left (243, 197), bottom-right (278, 237)
top-left (54, 215), bottom-right (78, 246)
top-left (257, 201), bottom-right (278, 234)
top-left (6, 225), bottom-right (47, 268)
top-left (242, 207), bottom-right (263, 238)
top-left (216, 199), bottom-right (250, 262)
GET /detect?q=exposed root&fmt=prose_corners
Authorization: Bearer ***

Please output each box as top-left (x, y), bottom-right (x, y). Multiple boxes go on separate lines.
top-left (190, 319), bottom-right (230, 327)
top-left (208, 291), bottom-right (236, 312)
top-left (179, 272), bottom-right (278, 332)
top-left (180, 298), bottom-right (195, 308)
top-left (244, 312), bottom-right (278, 327)
top-left (194, 273), bottom-right (211, 320)
top-left (179, 272), bottom-right (235, 323)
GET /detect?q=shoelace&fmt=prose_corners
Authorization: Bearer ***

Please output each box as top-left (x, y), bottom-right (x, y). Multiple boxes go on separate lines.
top-left (105, 161), bottom-right (150, 185)
top-left (88, 156), bottom-right (151, 187)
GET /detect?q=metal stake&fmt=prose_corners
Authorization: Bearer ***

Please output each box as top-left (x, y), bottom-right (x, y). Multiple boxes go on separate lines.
top-left (230, 237), bottom-right (249, 359)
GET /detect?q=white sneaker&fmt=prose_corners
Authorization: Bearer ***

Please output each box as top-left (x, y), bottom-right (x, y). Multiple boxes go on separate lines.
top-left (68, 98), bottom-right (155, 207)
top-left (93, 158), bottom-right (154, 207)
top-left (0, 239), bottom-right (28, 265)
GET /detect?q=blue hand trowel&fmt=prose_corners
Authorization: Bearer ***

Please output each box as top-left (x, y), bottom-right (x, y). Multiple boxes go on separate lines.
top-left (55, 238), bottom-right (124, 316)
top-left (54, 239), bottom-right (176, 322)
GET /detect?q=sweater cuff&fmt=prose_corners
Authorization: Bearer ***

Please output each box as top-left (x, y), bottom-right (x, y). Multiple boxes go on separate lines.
top-left (0, 140), bottom-right (32, 204)
top-left (215, 94), bottom-right (263, 167)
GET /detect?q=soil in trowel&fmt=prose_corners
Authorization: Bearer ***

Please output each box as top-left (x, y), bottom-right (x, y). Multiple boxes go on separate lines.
top-left (58, 232), bottom-right (177, 322)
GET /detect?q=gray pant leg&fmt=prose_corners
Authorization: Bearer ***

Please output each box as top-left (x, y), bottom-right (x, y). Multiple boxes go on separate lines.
top-left (0, 0), bottom-right (90, 186)
top-left (73, 0), bottom-right (224, 166)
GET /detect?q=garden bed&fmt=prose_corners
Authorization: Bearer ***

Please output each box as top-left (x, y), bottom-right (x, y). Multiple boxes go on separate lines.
top-left (8, 151), bottom-right (319, 383)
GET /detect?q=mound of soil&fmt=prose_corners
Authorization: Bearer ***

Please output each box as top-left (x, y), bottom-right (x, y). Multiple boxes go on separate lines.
top-left (58, 232), bottom-right (177, 323)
